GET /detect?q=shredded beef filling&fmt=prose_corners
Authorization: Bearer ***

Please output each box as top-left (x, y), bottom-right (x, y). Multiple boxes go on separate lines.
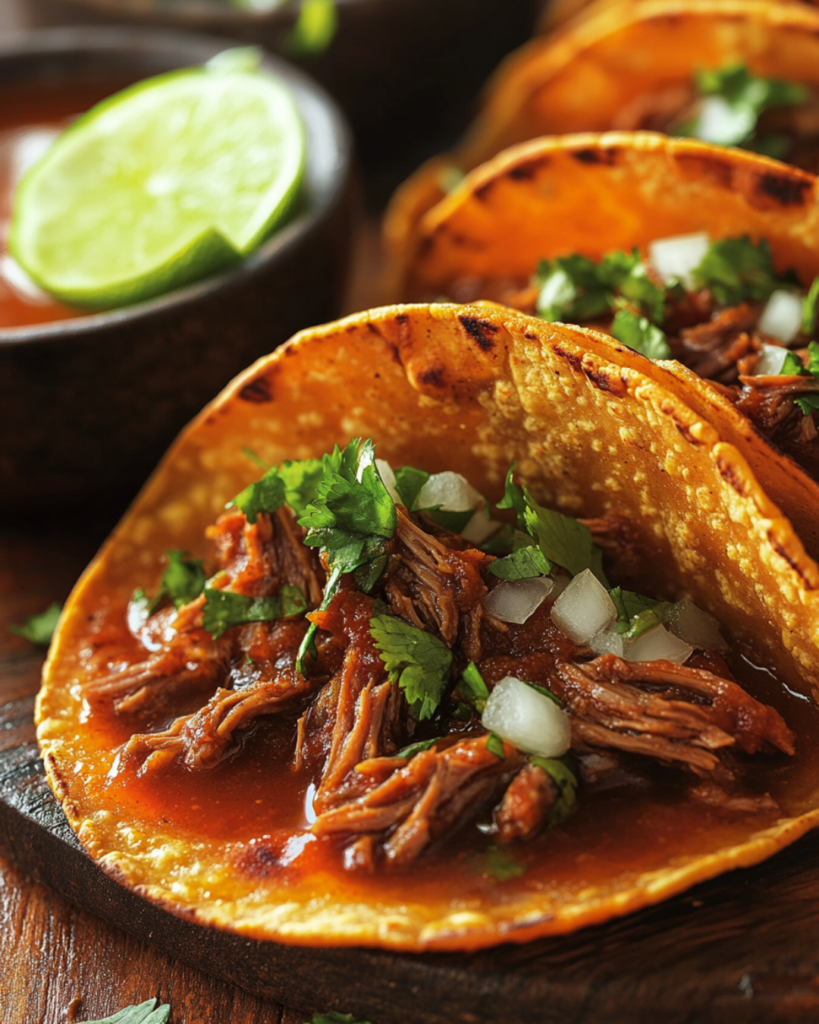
top-left (85, 500), bottom-right (795, 871)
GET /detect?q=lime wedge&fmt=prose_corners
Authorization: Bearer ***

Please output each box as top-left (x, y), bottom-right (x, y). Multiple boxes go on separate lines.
top-left (9, 57), bottom-right (306, 308)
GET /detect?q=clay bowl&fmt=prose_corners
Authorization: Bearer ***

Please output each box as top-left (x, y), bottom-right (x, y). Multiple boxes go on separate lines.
top-left (0, 27), bottom-right (354, 507)
top-left (28, 0), bottom-right (542, 194)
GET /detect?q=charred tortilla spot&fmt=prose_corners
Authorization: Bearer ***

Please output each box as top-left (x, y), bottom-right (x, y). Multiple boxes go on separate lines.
top-left (767, 529), bottom-right (819, 590)
top-left (474, 181), bottom-right (494, 202)
top-left (507, 159), bottom-right (542, 180)
top-left (583, 365), bottom-right (627, 396)
top-left (418, 364), bottom-right (447, 388)
top-left (239, 378), bottom-right (272, 404)
top-left (235, 842), bottom-right (293, 881)
top-left (756, 173), bottom-right (811, 207)
top-left (553, 343), bottom-right (584, 374)
top-left (716, 455), bottom-right (749, 497)
top-left (459, 316), bottom-right (498, 352)
top-left (573, 147), bottom-right (617, 165)
top-left (395, 314), bottom-right (409, 324)
top-left (674, 153), bottom-right (733, 191)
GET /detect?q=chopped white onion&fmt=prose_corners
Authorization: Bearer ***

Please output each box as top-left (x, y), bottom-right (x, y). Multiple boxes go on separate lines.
top-left (754, 343), bottom-right (789, 377)
top-left (461, 510), bottom-right (501, 545)
top-left (667, 598), bottom-right (728, 652)
top-left (694, 95), bottom-right (745, 145)
top-left (482, 676), bottom-right (571, 758)
top-left (416, 471), bottom-right (481, 512)
top-left (589, 629), bottom-right (624, 658)
top-left (375, 459), bottom-right (401, 504)
top-left (758, 289), bottom-right (803, 345)
top-left (623, 624), bottom-right (693, 664)
top-left (484, 577), bottom-right (554, 624)
top-left (551, 568), bottom-right (616, 643)
top-left (648, 231), bottom-right (710, 291)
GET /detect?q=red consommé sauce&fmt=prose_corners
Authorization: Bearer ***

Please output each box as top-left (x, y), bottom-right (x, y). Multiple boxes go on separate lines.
top-left (0, 84), bottom-right (131, 329)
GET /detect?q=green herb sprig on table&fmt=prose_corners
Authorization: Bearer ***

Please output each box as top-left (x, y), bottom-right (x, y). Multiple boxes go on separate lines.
top-left (9, 602), bottom-right (62, 646)
top-left (78, 999), bottom-right (170, 1024)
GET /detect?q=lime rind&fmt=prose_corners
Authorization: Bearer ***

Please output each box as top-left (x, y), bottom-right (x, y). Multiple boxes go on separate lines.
top-left (9, 65), bottom-right (307, 309)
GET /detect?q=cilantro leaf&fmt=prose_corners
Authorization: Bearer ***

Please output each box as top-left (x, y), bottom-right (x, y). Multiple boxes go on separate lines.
top-left (231, 469), bottom-right (286, 524)
top-left (804, 278), bottom-right (819, 335)
top-left (496, 463), bottom-right (527, 531)
top-left (296, 440), bottom-right (397, 674)
top-left (609, 587), bottom-right (674, 639)
top-left (796, 394), bottom-right (819, 416)
top-left (9, 602), bottom-right (62, 646)
top-left (487, 545), bottom-right (552, 580)
top-left (529, 755), bottom-right (578, 827)
top-left (78, 1000), bottom-right (170, 1024)
top-left (781, 350), bottom-right (806, 376)
top-left (148, 550), bottom-right (206, 613)
top-left (393, 465), bottom-right (429, 510)
top-left (611, 309), bottom-right (671, 360)
top-left (683, 62), bottom-right (806, 150)
top-left (616, 258), bottom-right (667, 324)
top-left (202, 584), bottom-right (306, 640)
top-left (230, 457), bottom-right (324, 523)
top-left (692, 236), bottom-right (788, 306)
top-left (486, 732), bottom-right (506, 759)
top-left (523, 491), bottom-right (607, 585)
top-left (307, 1013), bottom-right (373, 1024)
top-left (483, 845), bottom-right (527, 881)
top-left (458, 661), bottom-right (489, 712)
top-left (522, 679), bottom-right (562, 706)
top-left (396, 736), bottom-right (441, 759)
top-left (370, 614), bottom-right (452, 720)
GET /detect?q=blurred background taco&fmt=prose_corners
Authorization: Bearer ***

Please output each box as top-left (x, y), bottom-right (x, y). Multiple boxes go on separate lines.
top-left (385, 0), bottom-right (819, 274)
top-left (36, 302), bottom-right (819, 951)
top-left (393, 132), bottom-right (819, 557)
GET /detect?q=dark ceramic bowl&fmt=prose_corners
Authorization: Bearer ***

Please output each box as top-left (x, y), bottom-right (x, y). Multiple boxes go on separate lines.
top-left (0, 27), bottom-right (354, 506)
top-left (28, 0), bottom-right (543, 196)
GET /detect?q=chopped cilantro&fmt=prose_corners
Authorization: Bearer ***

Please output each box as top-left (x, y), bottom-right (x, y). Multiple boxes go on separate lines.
top-left (529, 755), bottom-right (578, 827)
top-left (202, 584), bottom-right (306, 640)
top-left (692, 236), bottom-right (790, 306)
top-left (795, 394), bottom-right (819, 416)
top-left (610, 587), bottom-right (674, 639)
top-left (229, 457), bottom-right (324, 523)
top-left (611, 309), bottom-right (671, 360)
top-left (496, 463), bottom-right (527, 531)
top-left (804, 278), bottom-right (819, 335)
top-left (393, 464), bottom-right (429, 510)
top-left (78, 1000), bottom-right (170, 1024)
top-left (9, 602), bottom-right (62, 646)
top-left (483, 845), bottom-right (527, 881)
top-left (486, 732), bottom-right (506, 760)
top-left (781, 350), bottom-right (806, 376)
top-left (524, 491), bottom-right (607, 586)
top-left (370, 614), bottom-right (452, 720)
top-left (487, 544), bottom-right (552, 581)
top-left (681, 62), bottom-right (806, 150)
top-left (396, 736), bottom-right (440, 759)
top-left (452, 700), bottom-right (471, 721)
top-left (150, 550), bottom-right (205, 612)
top-left (535, 248), bottom-right (665, 325)
top-left (296, 439), bottom-right (397, 674)
top-left (458, 661), bottom-right (489, 712)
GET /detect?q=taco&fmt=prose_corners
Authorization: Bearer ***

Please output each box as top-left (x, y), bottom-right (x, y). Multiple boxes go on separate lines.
top-left (37, 302), bottom-right (819, 952)
top-left (539, 0), bottom-right (819, 32)
top-left (385, 0), bottom-right (819, 282)
top-left (396, 131), bottom-right (819, 555)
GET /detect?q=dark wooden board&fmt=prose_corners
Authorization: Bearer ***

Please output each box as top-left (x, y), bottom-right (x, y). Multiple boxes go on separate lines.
top-left (5, 519), bottom-right (819, 1023)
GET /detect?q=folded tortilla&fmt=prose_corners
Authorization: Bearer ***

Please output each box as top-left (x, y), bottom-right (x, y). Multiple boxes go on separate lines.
top-left (385, 0), bottom-right (819, 290)
top-left (37, 303), bottom-right (819, 950)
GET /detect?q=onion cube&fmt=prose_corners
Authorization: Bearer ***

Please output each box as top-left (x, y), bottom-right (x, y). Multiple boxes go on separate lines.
top-left (461, 510), bottom-right (501, 545)
top-left (589, 629), bottom-right (624, 658)
top-left (758, 289), bottom-right (803, 345)
top-left (623, 624), bottom-right (693, 664)
top-left (667, 598), bottom-right (727, 652)
top-left (375, 459), bottom-right (401, 504)
top-left (754, 343), bottom-right (789, 377)
top-left (484, 577), bottom-right (554, 624)
top-left (482, 676), bottom-right (571, 758)
top-left (648, 232), bottom-right (710, 291)
top-left (551, 568), bottom-right (616, 643)
top-left (416, 471), bottom-right (480, 512)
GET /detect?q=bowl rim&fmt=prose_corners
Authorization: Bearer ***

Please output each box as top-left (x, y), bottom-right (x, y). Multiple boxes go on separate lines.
top-left (35, 0), bottom-right (365, 26)
top-left (0, 25), bottom-right (354, 348)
